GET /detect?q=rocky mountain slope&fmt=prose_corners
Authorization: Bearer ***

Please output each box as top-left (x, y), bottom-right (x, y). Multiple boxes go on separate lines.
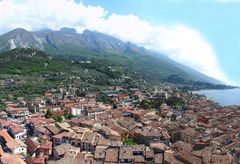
top-left (0, 27), bottom-right (222, 84)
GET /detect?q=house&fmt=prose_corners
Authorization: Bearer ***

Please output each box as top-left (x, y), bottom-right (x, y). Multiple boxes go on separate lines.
top-left (53, 144), bottom-right (80, 160)
top-left (31, 113), bottom-right (45, 118)
top-left (36, 141), bottom-right (52, 159)
top-left (71, 106), bottom-right (84, 116)
top-left (38, 106), bottom-right (61, 113)
top-left (180, 128), bottom-right (201, 143)
top-left (45, 125), bottom-right (61, 137)
top-left (52, 131), bottom-right (82, 147)
top-left (107, 123), bottom-right (128, 140)
top-left (150, 142), bottom-right (169, 163)
top-left (145, 146), bottom-right (154, 162)
top-left (25, 138), bottom-right (40, 157)
top-left (7, 123), bottom-right (27, 140)
top-left (86, 108), bottom-right (107, 117)
top-left (94, 145), bottom-right (107, 163)
top-left (66, 132), bottom-right (82, 147)
top-left (6, 139), bottom-right (27, 156)
top-left (80, 131), bottom-right (98, 152)
top-left (0, 119), bottom-right (11, 129)
top-left (111, 110), bottom-right (123, 120)
top-left (25, 117), bottom-right (55, 137)
top-left (174, 150), bottom-right (202, 164)
top-left (132, 127), bottom-right (162, 145)
top-left (95, 112), bottom-right (112, 121)
top-left (124, 109), bottom-right (146, 121)
top-left (104, 148), bottom-right (119, 163)
top-left (35, 126), bottom-right (51, 139)
top-left (25, 154), bottom-right (46, 164)
top-left (0, 152), bottom-right (26, 164)
top-left (6, 107), bottom-right (30, 118)
top-left (119, 146), bottom-right (133, 163)
top-left (53, 132), bottom-right (67, 146)
top-left (160, 103), bottom-right (170, 116)
top-left (0, 112), bottom-right (7, 119)
top-left (0, 129), bottom-right (27, 156)
top-left (132, 144), bottom-right (145, 158)
top-left (68, 118), bottom-right (95, 128)
top-left (98, 126), bottom-right (121, 141)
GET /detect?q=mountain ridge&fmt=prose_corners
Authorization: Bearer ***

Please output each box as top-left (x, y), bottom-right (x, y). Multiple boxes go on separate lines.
top-left (0, 27), bottom-right (223, 85)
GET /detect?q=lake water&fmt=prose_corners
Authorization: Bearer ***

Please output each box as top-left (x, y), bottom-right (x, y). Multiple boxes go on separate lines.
top-left (192, 88), bottom-right (240, 106)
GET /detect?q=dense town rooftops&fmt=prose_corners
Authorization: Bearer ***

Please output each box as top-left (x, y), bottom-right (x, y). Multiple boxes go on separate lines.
top-left (0, 84), bottom-right (240, 163)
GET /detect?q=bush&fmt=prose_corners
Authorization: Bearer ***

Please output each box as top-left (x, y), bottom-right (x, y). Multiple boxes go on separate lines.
top-left (53, 116), bottom-right (63, 122)
top-left (123, 137), bottom-right (136, 145)
top-left (45, 109), bottom-right (53, 118)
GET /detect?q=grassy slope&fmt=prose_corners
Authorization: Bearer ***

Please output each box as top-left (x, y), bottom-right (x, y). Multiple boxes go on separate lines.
top-left (0, 48), bottom-right (157, 98)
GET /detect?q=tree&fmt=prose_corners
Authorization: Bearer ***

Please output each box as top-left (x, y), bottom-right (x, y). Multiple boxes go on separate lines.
top-left (123, 137), bottom-right (136, 145)
top-left (53, 116), bottom-right (63, 122)
top-left (64, 110), bottom-right (75, 119)
top-left (166, 97), bottom-right (184, 107)
top-left (171, 114), bottom-right (177, 121)
top-left (65, 113), bottom-right (75, 120)
top-left (45, 109), bottom-right (53, 118)
top-left (29, 107), bottom-right (35, 114)
top-left (140, 99), bottom-right (153, 109)
top-left (152, 97), bottom-right (164, 109)
top-left (113, 103), bottom-right (118, 109)
top-left (64, 109), bottom-right (68, 116)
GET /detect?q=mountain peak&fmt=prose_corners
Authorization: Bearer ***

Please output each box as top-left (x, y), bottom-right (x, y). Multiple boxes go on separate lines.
top-left (60, 27), bottom-right (77, 33)
top-left (10, 28), bottom-right (28, 34)
top-left (82, 29), bottom-right (100, 36)
top-left (37, 27), bottom-right (53, 32)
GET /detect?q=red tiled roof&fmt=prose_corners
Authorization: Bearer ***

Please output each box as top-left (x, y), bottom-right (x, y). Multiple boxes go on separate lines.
top-left (39, 141), bottom-right (52, 150)
top-left (52, 110), bottom-right (65, 116)
top-left (105, 148), bottom-right (118, 162)
top-left (25, 138), bottom-right (40, 155)
top-left (53, 132), bottom-right (67, 139)
top-left (0, 111), bottom-right (7, 116)
top-left (8, 123), bottom-right (24, 134)
top-left (0, 119), bottom-right (12, 127)
top-left (0, 130), bottom-right (13, 143)
top-left (33, 155), bottom-right (45, 164)
top-left (8, 107), bottom-right (29, 111)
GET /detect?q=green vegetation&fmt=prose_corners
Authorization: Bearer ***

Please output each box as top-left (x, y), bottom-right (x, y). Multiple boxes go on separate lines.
top-left (0, 48), bottom-right (157, 101)
top-left (64, 110), bottom-right (75, 120)
top-left (45, 109), bottom-right (63, 122)
top-left (165, 97), bottom-right (185, 107)
top-left (18, 152), bottom-right (26, 157)
top-left (96, 92), bottom-right (113, 104)
top-left (53, 115), bottom-right (63, 122)
top-left (0, 48), bottom-right (234, 104)
top-left (45, 109), bottom-right (53, 118)
top-left (123, 137), bottom-right (136, 145)
top-left (140, 99), bottom-right (154, 109)
top-left (140, 97), bottom-right (164, 109)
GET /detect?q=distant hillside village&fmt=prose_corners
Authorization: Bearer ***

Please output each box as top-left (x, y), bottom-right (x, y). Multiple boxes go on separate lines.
top-left (0, 83), bottom-right (239, 164)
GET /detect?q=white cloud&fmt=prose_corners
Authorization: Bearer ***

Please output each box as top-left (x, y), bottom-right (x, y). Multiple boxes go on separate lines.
top-left (0, 0), bottom-right (230, 83)
top-left (148, 25), bottom-right (228, 82)
top-left (0, 0), bottom-right (107, 32)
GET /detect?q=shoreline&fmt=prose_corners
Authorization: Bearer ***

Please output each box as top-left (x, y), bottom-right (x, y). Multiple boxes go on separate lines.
top-left (192, 88), bottom-right (240, 107)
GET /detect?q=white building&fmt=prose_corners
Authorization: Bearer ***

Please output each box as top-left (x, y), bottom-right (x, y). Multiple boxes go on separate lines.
top-left (7, 124), bottom-right (27, 140)
top-left (71, 107), bottom-right (84, 116)
top-left (0, 130), bottom-right (27, 156)
top-left (7, 140), bottom-right (27, 155)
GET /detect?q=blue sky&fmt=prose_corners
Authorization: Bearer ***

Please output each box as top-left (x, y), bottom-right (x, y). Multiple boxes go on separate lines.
top-left (0, 0), bottom-right (240, 85)
top-left (79, 0), bottom-right (240, 85)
